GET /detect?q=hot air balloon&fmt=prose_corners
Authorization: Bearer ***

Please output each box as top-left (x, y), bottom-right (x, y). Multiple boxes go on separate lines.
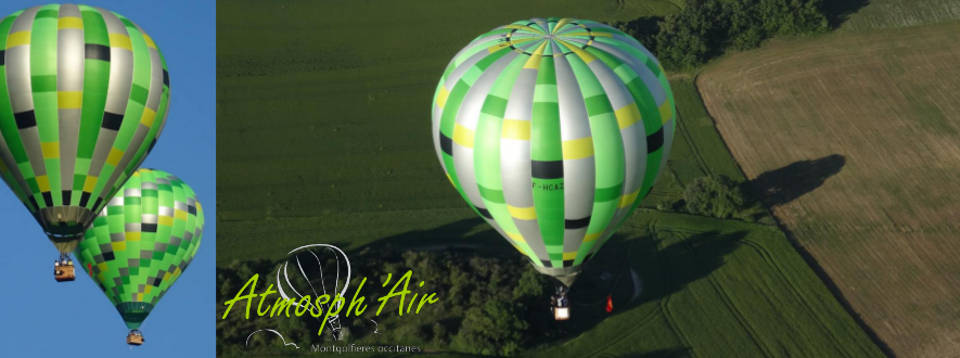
top-left (75, 168), bottom-right (202, 345)
top-left (431, 18), bottom-right (675, 317)
top-left (0, 4), bottom-right (170, 281)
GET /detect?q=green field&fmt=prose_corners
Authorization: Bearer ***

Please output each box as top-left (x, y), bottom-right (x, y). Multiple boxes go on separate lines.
top-left (834, 0), bottom-right (960, 32)
top-left (217, 1), bottom-right (883, 356)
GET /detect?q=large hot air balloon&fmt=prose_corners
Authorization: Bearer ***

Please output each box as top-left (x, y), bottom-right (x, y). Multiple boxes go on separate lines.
top-left (431, 18), bottom-right (675, 314)
top-left (75, 168), bottom-right (202, 345)
top-left (0, 4), bottom-right (170, 281)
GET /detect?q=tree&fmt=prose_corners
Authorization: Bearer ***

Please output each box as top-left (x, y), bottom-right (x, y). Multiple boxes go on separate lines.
top-left (453, 300), bottom-right (529, 356)
top-left (683, 175), bottom-right (747, 219)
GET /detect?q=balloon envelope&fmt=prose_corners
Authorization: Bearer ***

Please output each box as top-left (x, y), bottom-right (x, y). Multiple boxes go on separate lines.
top-left (75, 168), bottom-right (202, 330)
top-left (0, 4), bottom-right (170, 253)
top-left (431, 18), bottom-right (675, 285)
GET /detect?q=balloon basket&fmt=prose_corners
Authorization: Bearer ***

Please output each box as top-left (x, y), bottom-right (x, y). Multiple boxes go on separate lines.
top-left (127, 330), bottom-right (144, 346)
top-left (54, 262), bottom-right (75, 282)
top-left (553, 306), bottom-right (571, 321)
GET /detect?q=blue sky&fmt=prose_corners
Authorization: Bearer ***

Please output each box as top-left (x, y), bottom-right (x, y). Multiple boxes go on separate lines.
top-left (0, 1), bottom-right (214, 356)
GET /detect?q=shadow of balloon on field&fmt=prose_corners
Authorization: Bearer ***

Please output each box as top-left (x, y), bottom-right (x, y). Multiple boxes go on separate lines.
top-left (346, 219), bottom-right (745, 354)
top-left (820, 0), bottom-right (871, 28)
top-left (748, 154), bottom-right (845, 208)
top-left (525, 230), bottom-right (747, 349)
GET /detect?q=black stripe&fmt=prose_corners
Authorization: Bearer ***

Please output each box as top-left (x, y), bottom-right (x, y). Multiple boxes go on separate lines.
top-left (27, 196), bottom-right (39, 211)
top-left (101, 112), bottom-right (124, 130)
top-left (564, 216), bottom-right (591, 229)
top-left (152, 276), bottom-right (163, 286)
top-left (14, 111), bottom-right (36, 129)
top-left (531, 160), bottom-right (563, 179)
top-left (647, 127), bottom-right (664, 152)
top-left (476, 207), bottom-right (492, 219)
top-left (61, 191), bottom-right (71, 206)
top-left (92, 197), bottom-right (103, 211)
top-left (162, 69), bottom-right (170, 87)
top-left (188, 205), bottom-right (197, 215)
top-left (102, 251), bottom-right (115, 261)
top-left (439, 132), bottom-right (453, 156)
top-left (540, 260), bottom-right (552, 268)
top-left (147, 138), bottom-right (157, 154)
top-left (79, 192), bottom-right (91, 207)
top-left (563, 259), bottom-right (574, 267)
top-left (42, 192), bottom-right (53, 207)
top-left (84, 44), bottom-right (110, 61)
top-left (142, 223), bottom-right (158, 233)
top-left (0, 50), bottom-right (5, 66)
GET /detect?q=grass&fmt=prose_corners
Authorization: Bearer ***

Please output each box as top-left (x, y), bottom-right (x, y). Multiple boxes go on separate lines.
top-left (835, 0), bottom-right (960, 32)
top-left (697, 21), bottom-right (960, 357)
top-left (217, 1), bottom-right (883, 356)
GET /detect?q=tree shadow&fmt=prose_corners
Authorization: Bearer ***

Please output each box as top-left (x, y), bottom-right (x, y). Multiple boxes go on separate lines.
top-left (819, 0), bottom-right (871, 28)
top-left (747, 154), bottom-right (845, 208)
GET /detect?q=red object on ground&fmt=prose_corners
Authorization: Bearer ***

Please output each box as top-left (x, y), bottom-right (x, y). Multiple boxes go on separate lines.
top-left (605, 295), bottom-right (613, 313)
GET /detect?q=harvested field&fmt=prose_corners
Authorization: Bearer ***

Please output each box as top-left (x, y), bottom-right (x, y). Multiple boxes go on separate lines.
top-left (698, 22), bottom-right (960, 357)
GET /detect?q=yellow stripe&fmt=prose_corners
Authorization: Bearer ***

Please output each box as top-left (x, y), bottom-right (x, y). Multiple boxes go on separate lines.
top-left (140, 107), bottom-right (157, 127)
top-left (501, 119), bottom-right (530, 140)
top-left (659, 100), bottom-right (673, 124)
top-left (158, 216), bottom-right (173, 226)
top-left (563, 31), bottom-right (613, 38)
top-left (58, 91), bottom-right (82, 109)
top-left (111, 241), bottom-right (126, 252)
top-left (506, 231), bottom-right (525, 243)
top-left (562, 252), bottom-right (577, 260)
top-left (615, 103), bottom-right (643, 129)
top-left (109, 33), bottom-right (132, 50)
top-left (83, 176), bottom-right (97, 192)
top-left (584, 232), bottom-right (602, 243)
top-left (558, 40), bottom-right (596, 64)
top-left (106, 148), bottom-right (124, 166)
top-left (126, 232), bottom-right (141, 241)
top-left (435, 86), bottom-right (449, 109)
top-left (145, 285), bottom-right (153, 294)
top-left (562, 137), bottom-right (594, 160)
top-left (507, 205), bottom-right (536, 220)
top-left (523, 41), bottom-right (548, 69)
top-left (41, 142), bottom-right (59, 159)
top-left (36, 175), bottom-right (50, 192)
top-left (136, 293), bottom-right (143, 301)
top-left (57, 17), bottom-right (83, 30)
top-left (143, 34), bottom-right (157, 49)
top-left (553, 18), bottom-right (573, 33)
top-left (452, 123), bottom-right (474, 148)
top-left (6, 31), bottom-right (30, 48)
top-left (175, 209), bottom-right (188, 220)
top-left (618, 189), bottom-right (640, 208)
top-left (503, 24), bottom-right (544, 34)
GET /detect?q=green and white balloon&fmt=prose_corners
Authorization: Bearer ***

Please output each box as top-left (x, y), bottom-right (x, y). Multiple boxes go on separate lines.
top-left (432, 18), bottom-right (675, 286)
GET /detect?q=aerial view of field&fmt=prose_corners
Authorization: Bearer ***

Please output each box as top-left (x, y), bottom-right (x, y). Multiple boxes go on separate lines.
top-left (210, 0), bottom-right (958, 356)
top-left (697, 1), bottom-right (960, 356)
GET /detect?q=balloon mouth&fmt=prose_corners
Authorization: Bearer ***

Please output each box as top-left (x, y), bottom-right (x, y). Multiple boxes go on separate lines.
top-left (117, 302), bottom-right (154, 329)
top-left (38, 206), bottom-right (96, 237)
top-left (534, 264), bottom-right (582, 287)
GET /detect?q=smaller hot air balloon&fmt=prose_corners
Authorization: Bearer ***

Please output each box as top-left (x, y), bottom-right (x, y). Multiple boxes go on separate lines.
top-left (75, 168), bottom-right (202, 345)
top-left (0, 4), bottom-right (171, 281)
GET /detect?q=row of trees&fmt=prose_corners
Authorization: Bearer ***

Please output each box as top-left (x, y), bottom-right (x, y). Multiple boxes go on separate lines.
top-left (611, 0), bottom-right (829, 69)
